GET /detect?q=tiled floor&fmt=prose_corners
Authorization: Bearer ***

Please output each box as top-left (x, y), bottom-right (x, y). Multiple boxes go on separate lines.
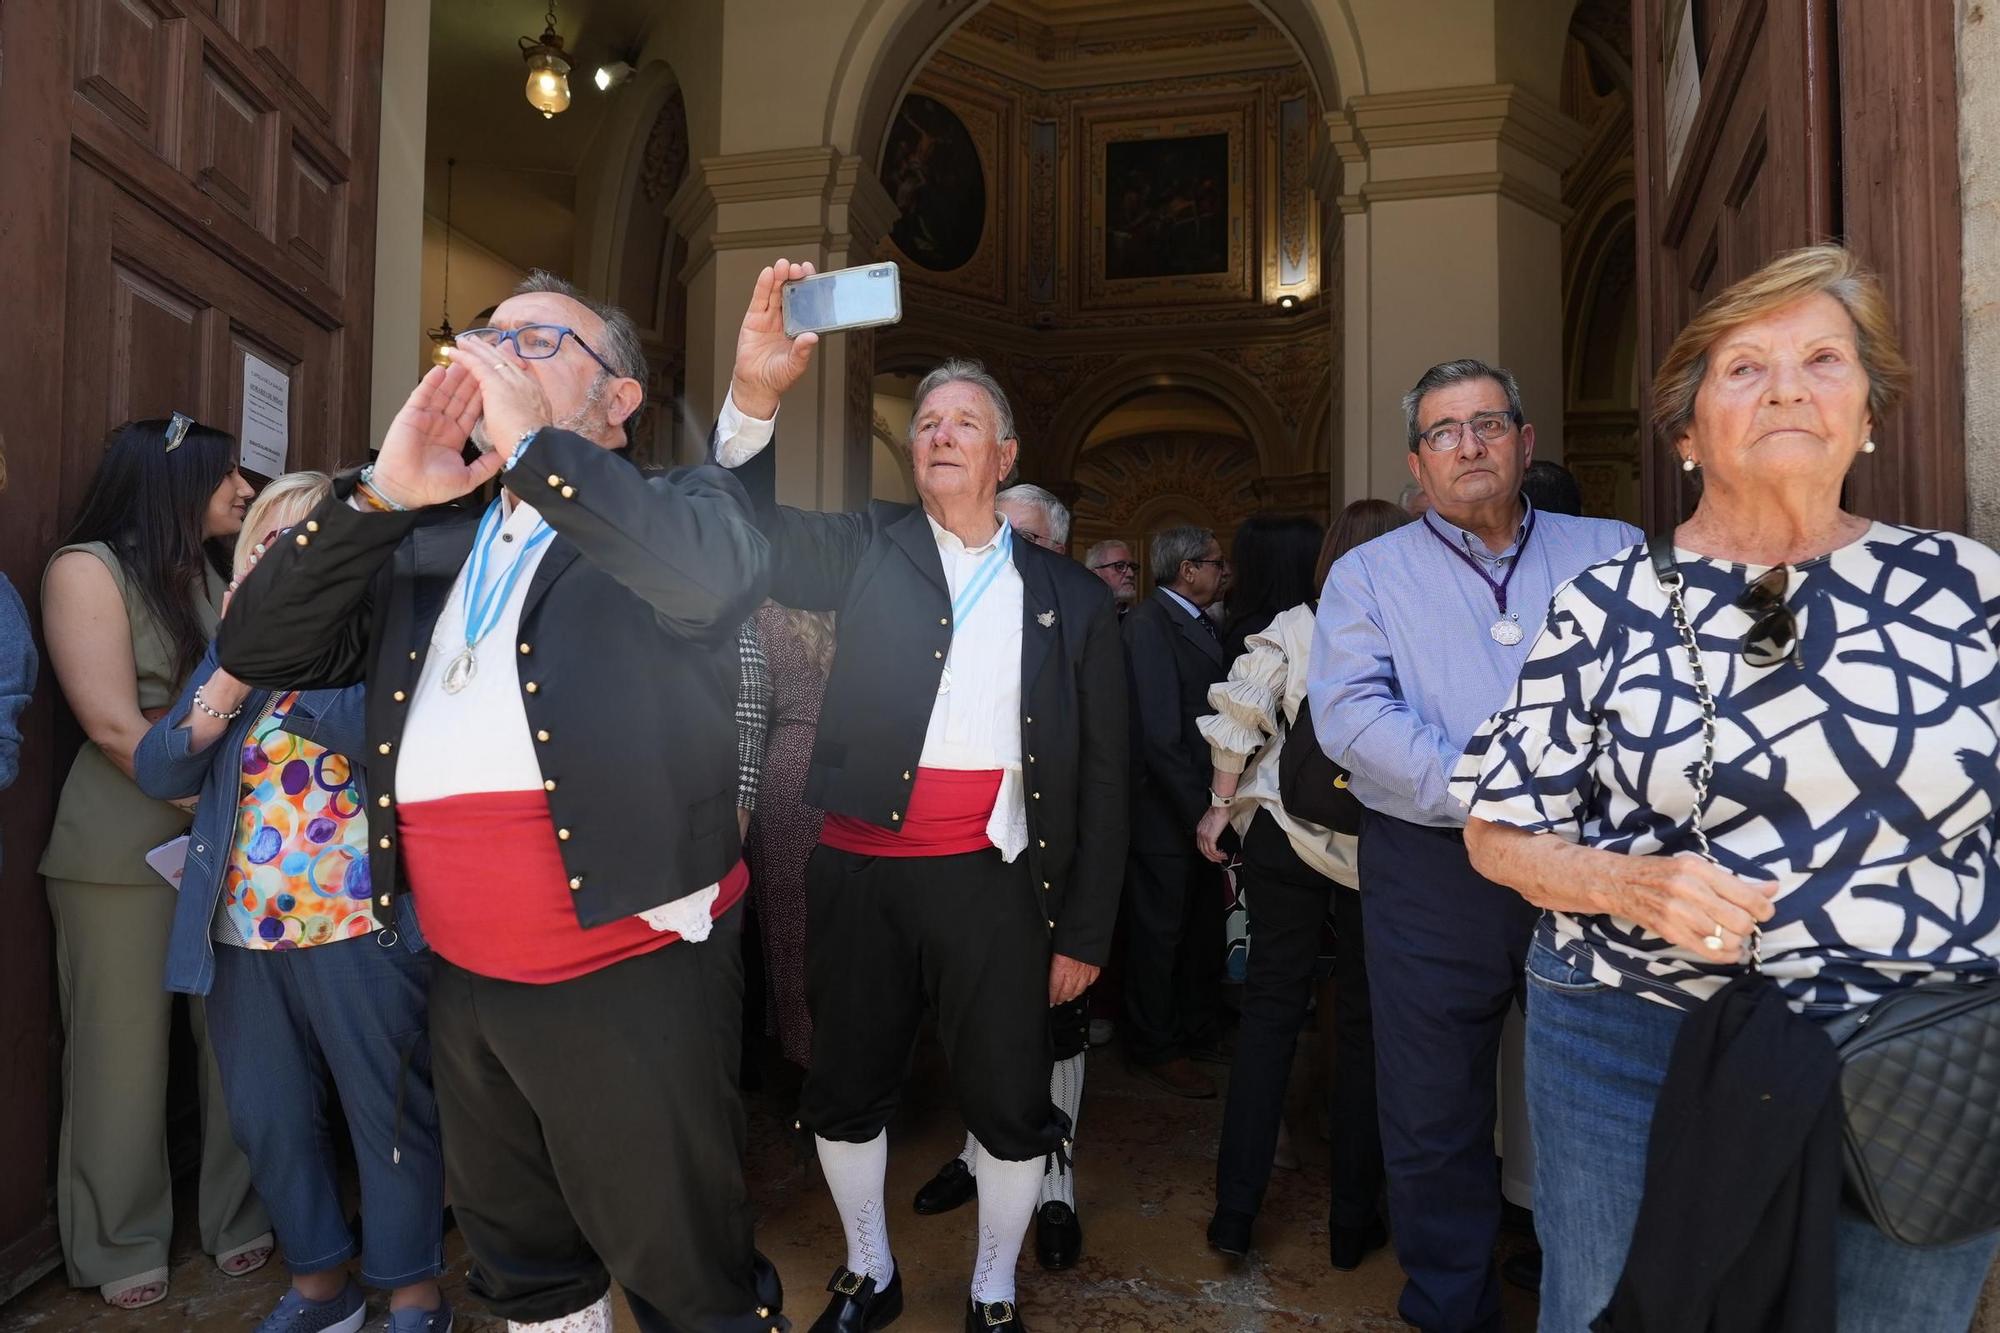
top-left (1, 1032), bottom-right (1540, 1332)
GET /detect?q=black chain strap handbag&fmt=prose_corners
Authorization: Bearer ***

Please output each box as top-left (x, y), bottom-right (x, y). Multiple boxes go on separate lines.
top-left (1648, 536), bottom-right (2000, 1248)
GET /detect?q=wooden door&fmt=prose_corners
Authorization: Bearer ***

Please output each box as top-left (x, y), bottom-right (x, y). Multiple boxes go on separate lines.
top-left (1632, 0), bottom-right (1962, 535)
top-left (0, 0), bottom-right (385, 1293)
top-left (1631, 0), bottom-right (1838, 533)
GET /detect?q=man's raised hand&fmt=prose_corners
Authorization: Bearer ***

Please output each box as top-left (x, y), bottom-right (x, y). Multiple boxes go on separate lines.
top-left (370, 362), bottom-right (498, 508)
top-left (729, 257), bottom-right (819, 420)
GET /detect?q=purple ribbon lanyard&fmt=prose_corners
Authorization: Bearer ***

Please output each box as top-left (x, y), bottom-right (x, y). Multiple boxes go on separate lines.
top-left (1422, 510), bottom-right (1536, 619)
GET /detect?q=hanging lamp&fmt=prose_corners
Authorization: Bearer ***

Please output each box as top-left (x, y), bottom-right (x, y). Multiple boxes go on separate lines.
top-left (520, 3), bottom-right (573, 119)
top-left (428, 158), bottom-right (458, 367)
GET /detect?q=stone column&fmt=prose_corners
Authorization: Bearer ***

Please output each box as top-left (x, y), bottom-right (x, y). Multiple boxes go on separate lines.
top-left (368, 0), bottom-right (431, 446)
top-left (1320, 83), bottom-right (1585, 505)
top-left (668, 148), bottom-right (898, 506)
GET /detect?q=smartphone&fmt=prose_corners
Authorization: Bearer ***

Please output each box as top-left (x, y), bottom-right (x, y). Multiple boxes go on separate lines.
top-left (781, 262), bottom-right (903, 338)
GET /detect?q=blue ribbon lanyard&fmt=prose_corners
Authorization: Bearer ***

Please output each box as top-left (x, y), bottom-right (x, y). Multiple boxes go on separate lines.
top-left (463, 498), bottom-right (555, 650)
top-left (950, 522), bottom-right (1014, 627)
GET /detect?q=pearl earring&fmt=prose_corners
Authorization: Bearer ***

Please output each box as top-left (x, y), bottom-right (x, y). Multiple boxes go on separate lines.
top-left (1681, 455), bottom-right (1697, 472)
top-left (1861, 438), bottom-right (1877, 454)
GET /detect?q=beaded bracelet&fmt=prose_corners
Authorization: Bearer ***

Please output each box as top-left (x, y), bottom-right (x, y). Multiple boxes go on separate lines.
top-left (192, 683), bottom-right (246, 721)
top-left (355, 464), bottom-right (409, 512)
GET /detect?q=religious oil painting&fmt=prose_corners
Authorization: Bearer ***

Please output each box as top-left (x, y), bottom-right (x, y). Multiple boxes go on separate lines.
top-left (1104, 133), bottom-right (1231, 280)
top-left (881, 93), bottom-right (987, 273)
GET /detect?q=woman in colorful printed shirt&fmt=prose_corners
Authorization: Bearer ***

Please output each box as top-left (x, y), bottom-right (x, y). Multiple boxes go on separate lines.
top-left (136, 472), bottom-right (449, 1333)
top-left (1458, 246), bottom-right (2000, 1332)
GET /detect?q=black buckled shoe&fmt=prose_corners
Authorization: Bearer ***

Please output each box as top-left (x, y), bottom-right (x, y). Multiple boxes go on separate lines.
top-left (964, 1297), bottom-right (1026, 1331)
top-left (912, 1157), bottom-right (978, 1215)
top-left (808, 1266), bottom-right (901, 1332)
top-left (1034, 1200), bottom-right (1082, 1270)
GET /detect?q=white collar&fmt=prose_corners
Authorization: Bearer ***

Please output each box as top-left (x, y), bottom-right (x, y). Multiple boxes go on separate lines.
top-left (1159, 586), bottom-right (1205, 620)
top-left (926, 511), bottom-right (1009, 557)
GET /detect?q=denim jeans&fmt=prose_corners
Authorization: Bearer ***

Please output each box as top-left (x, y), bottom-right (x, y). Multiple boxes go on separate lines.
top-left (208, 933), bottom-right (443, 1288)
top-left (1525, 939), bottom-right (1999, 1333)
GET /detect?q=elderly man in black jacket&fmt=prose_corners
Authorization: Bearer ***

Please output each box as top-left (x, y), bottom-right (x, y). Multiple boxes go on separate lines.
top-left (218, 274), bottom-right (784, 1333)
top-left (714, 258), bottom-right (1127, 1333)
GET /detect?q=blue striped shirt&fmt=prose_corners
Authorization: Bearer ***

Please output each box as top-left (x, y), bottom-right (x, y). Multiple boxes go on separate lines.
top-left (1307, 503), bottom-right (1641, 827)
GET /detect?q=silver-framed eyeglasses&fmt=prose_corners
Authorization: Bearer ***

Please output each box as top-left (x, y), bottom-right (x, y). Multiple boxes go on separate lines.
top-left (1418, 410), bottom-right (1519, 452)
top-left (455, 324), bottom-right (618, 377)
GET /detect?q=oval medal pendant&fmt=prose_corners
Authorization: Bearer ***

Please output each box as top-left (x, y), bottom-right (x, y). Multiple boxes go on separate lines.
top-left (1489, 616), bottom-right (1525, 646)
top-left (441, 647), bottom-right (478, 695)
top-left (937, 664), bottom-right (952, 696)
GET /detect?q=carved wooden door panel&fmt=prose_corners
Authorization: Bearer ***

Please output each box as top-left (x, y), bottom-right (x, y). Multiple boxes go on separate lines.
top-left (1631, 0), bottom-right (1837, 533)
top-left (0, 0), bottom-right (384, 1290)
top-left (1633, 0), bottom-right (1963, 533)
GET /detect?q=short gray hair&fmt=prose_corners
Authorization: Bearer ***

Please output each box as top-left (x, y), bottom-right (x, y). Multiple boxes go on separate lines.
top-left (1149, 525), bottom-right (1214, 584)
top-left (909, 358), bottom-right (1017, 444)
top-left (997, 483), bottom-right (1070, 546)
top-left (513, 270), bottom-right (648, 386)
top-left (1084, 537), bottom-right (1130, 567)
top-left (1401, 358), bottom-right (1525, 452)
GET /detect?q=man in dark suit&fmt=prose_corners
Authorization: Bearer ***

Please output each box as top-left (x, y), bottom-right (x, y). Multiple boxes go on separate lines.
top-left (1122, 525), bottom-right (1231, 1098)
top-left (713, 258), bottom-right (1126, 1333)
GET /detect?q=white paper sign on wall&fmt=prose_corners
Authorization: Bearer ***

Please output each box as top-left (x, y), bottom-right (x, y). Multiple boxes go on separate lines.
top-left (240, 353), bottom-right (292, 477)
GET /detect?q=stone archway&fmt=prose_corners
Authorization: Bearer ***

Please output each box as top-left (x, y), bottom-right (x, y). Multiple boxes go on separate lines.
top-left (1069, 428), bottom-right (1264, 577)
top-left (572, 61), bottom-right (692, 463)
top-left (1051, 353), bottom-right (1293, 479)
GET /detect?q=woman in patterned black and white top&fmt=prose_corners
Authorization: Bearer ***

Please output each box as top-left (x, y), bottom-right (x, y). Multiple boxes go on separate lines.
top-left (1458, 246), bottom-right (2000, 1333)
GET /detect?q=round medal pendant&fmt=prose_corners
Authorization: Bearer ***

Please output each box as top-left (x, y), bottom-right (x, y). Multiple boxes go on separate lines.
top-left (937, 664), bottom-right (952, 696)
top-left (1489, 616), bottom-right (1525, 646)
top-left (441, 647), bottom-right (478, 695)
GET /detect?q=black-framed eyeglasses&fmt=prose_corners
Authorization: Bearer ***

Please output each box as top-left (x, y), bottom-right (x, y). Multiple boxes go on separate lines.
top-left (1090, 559), bottom-right (1139, 576)
top-left (1418, 409), bottom-right (1520, 453)
top-left (1186, 557), bottom-right (1231, 570)
top-left (456, 324), bottom-right (618, 378)
top-left (1734, 565), bottom-right (1799, 669)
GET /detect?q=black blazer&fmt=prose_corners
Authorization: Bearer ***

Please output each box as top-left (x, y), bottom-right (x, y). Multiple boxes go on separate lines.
top-left (725, 440), bottom-right (1129, 967)
top-left (1124, 586), bottom-right (1227, 847)
top-left (217, 430), bottom-right (769, 927)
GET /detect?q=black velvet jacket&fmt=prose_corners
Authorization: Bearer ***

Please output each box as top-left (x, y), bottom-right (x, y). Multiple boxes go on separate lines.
top-left (216, 430), bottom-right (769, 927)
top-left (724, 440), bottom-right (1129, 967)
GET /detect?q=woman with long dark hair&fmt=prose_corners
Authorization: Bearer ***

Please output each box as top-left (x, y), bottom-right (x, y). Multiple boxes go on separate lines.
top-left (38, 416), bottom-right (267, 1310)
top-left (1219, 512), bottom-right (1325, 661)
top-left (1199, 499), bottom-right (1407, 1268)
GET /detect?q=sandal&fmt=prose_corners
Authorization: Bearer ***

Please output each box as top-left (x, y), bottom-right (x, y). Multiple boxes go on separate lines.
top-left (218, 1231), bottom-right (276, 1277)
top-left (100, 1266), bottom-right (170, 1310)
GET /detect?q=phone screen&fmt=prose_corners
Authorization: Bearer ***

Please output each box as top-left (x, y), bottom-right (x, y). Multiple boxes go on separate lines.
top-left (783, 264), bottom-right (902, 336)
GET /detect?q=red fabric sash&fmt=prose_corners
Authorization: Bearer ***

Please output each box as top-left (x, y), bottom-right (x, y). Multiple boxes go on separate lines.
top-left (820, 767), bottom-right (1002, 858)
top-left (396, 789), bottom-right (746, 984)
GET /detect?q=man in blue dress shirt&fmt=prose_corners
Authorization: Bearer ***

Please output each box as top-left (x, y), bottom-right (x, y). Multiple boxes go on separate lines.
top-left (1308, 359), bottom-right (1640, 1333)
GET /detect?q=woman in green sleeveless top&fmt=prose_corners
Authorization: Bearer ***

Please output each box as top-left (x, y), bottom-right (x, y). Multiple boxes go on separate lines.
top-left (39, 416), bottom-right (267, 1309)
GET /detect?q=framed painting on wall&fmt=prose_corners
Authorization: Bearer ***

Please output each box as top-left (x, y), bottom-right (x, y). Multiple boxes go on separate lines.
top-left (880, 83), bottom-right (1010, 304)
top-left (1084, 100), bottom-right (1253, 308)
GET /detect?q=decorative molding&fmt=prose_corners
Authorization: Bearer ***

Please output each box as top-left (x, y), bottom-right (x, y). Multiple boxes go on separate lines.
top-left (668, 148), bottom-right (895, 276)
top-left (949, 5), bottom-right (1297, 90)
top-left (1027, 118), bottom-right (1059, 302)
top-left (1348, 83), bottom-right (1588, 175)
top-left (1359, 171), bottom-right (1570, 225)
top-left (638, 88), bottom-right (689, 206)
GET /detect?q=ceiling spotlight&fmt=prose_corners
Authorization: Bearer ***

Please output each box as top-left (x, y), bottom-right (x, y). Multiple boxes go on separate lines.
top-left (595, 61), bottom-right (634, 92)
top-left (1278, 294), bottom-right (1299, 310)
top-left (519, 3), bottom-right (573, 119)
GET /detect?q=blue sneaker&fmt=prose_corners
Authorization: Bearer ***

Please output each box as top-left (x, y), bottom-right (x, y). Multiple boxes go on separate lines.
top-left (385, 1296), bottom-right (453, 1333)
top-left (256, 1282), bottom-right (367, 1333)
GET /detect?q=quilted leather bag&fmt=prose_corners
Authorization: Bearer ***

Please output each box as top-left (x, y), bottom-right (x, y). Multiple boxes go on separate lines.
top-left (1819, 981), bottom-right (2000, 1246)
top-left (1649, 537), bottom-right (2000, 1249)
